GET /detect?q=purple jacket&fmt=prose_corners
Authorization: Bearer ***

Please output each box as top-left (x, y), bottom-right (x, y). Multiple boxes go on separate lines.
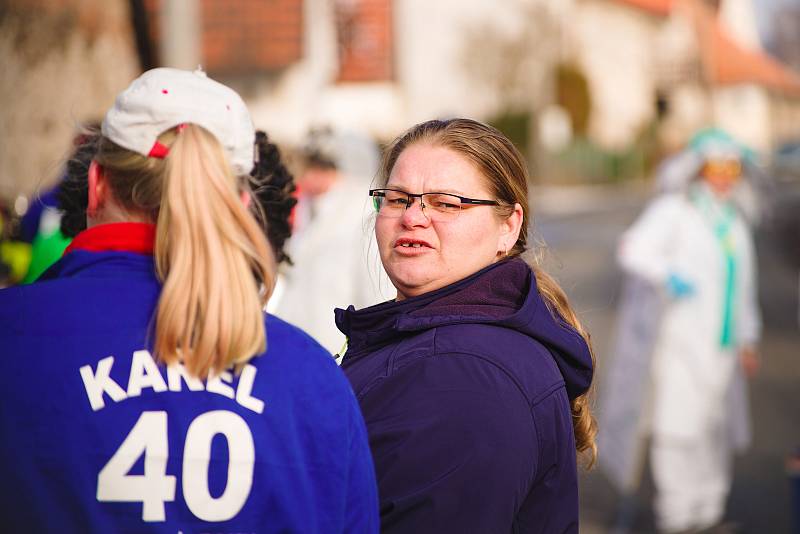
top-left (336, 258), bottom-right (593, 534)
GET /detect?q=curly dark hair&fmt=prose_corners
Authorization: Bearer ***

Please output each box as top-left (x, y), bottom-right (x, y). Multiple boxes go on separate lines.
top-left (58, 130), bottom-right (97, 238)
top-left (250, 130), bottom-right (297, 265)
top-left (57, 128), bottom-right (297, 264)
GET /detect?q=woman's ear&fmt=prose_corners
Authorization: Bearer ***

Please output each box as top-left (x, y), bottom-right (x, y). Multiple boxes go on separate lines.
top-left (87, 160), bottom-right (106, 218)
top-left (498, 202), bottom-right (524, 253)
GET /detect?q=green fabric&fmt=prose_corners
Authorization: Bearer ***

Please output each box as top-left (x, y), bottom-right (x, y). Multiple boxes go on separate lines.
top-left (22, 229), bottom-right (71, 284)
top-left (692, 186), bottom-right (738, 349)
top-left (688, 127), bottom-right (756, 165)
top-left (717, 226), bottom-right (737, 348)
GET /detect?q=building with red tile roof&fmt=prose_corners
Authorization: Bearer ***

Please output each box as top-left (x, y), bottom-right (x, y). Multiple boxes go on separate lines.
top-left (127, 0), bottom-right (800, 153)
top-left (678, 0), bottom-right (800, 96)
top-left (5, 0), bottom-right (800, 198)
top-left (615, 0), bottom-right (800, 96)
top-left (572, 0), bottom-right (800, 153)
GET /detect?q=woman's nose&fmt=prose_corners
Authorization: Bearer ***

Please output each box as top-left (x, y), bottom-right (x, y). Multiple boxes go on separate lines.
top-left (400, 198), bottom-right (430, 227)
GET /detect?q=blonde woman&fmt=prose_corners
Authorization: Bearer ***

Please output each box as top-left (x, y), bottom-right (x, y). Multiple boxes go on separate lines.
top-left (336, 118), bottom-right (596, 533)
top-left (0, 68), bottom-right (377, 533)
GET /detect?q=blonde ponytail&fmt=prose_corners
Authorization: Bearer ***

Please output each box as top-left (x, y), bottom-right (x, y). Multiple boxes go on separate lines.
top-left (154, 124), bottom-right (275, 378)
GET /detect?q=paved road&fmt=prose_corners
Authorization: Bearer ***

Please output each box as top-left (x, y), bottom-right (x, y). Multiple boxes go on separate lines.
top-left (531, 184), bottom-right (800, 533)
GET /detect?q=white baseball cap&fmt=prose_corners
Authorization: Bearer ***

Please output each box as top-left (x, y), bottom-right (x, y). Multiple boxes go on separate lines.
top-left (102, 67), bottom-right (255, 176)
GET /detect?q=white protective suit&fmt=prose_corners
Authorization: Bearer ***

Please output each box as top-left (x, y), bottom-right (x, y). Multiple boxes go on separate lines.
top-left (614, 183), bottom-right (761, 532)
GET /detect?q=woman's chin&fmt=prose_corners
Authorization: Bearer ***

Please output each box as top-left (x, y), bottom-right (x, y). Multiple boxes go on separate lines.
top-left (388, 271), bottom-right (437, 300)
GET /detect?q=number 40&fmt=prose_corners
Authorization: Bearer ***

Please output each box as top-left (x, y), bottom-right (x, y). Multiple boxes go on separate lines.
top-left (97, 410), bottom-right (255, 522)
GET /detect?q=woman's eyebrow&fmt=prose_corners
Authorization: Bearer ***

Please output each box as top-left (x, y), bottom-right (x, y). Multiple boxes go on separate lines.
top-left (384, 184), bottom-right (466, 196)
top-left (383, 184), bottom-right (409, 192)
top-left (427, 188), bottom-right (465, 196)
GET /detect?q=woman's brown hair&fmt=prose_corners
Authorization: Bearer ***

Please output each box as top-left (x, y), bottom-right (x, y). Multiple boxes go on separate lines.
top-left (379, 118), bottom-right (598, 466)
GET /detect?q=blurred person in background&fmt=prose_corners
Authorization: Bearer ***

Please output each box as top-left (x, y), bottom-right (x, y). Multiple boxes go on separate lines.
top-left (0, 206), bottom-right (11, 285)
top-left (19, 183), bottom-right (71, 283)
top-left (17, 127), bottom-right (103, 284)
top-left (0, 67), bottom-right (377, 533)
top-left (606, 128), bottom-right (761, 533)
top-left (0, 203), bottom-right (31, 287)
top-left (336, 118), bottom-right (596, 533)
top-left (270, 126), bottom-right (388, 354)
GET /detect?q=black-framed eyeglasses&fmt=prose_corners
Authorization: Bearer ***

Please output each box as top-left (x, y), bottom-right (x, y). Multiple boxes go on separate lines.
top-left (369, 188), bottom-right (499, 222)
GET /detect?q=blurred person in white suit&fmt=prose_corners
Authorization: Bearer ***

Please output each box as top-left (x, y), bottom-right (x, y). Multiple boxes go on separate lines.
top-left (609, 129), bottom-right (762, 533)
top-left (269, 127), bottom-right (390, 355)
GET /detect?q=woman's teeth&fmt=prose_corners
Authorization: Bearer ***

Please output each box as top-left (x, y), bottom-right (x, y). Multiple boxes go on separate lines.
top-left (401, 243), bottom-right (423, 248)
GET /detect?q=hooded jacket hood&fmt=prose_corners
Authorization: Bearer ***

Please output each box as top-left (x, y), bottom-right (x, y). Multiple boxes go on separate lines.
top-left (336, 257), bottom-right (593, 400)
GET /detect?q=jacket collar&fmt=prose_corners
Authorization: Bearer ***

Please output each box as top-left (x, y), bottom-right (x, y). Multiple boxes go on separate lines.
top-left (38, 223), bottom-right (157, 282)
top-left (336, 257), bottom-right (594, 400)
top-left (335, 259), bottom-right (518, 349)
top-left (65, 223), bottom-right (156, 255)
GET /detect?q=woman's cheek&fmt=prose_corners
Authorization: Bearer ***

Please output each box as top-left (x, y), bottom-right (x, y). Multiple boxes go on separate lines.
top-left (375, 219), bottom-right (392, 252)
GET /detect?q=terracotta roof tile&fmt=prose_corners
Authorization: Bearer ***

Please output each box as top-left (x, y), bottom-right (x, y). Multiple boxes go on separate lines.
top-left (710, 28), bottom-right (800, 94)
top-left (616, 0), bottom-right (673, 16)
top-left (143, 0), bottom-right (303, 74)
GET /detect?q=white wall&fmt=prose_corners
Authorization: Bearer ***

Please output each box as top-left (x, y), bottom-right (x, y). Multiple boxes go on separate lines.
top-left (245, 0), bottom-right (795, 157)
top-left (718, 0), bottom-right (762, 51)
top-left (573, 1), bottom-right (661, 150)
top-left (396, 0), bottom-right (542, 124)
top-left (660, 82), bottom-right (713, 152)
top-left (248, 0), bottom-right (557, 145)
top-left (712, 84), bottom-right (771, 153)
top-left (0, 0), bottom-right (138, 199)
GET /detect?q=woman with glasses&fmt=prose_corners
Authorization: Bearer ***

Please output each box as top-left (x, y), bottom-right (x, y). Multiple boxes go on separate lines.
top-left (335, 118), bottom-right (596, 533)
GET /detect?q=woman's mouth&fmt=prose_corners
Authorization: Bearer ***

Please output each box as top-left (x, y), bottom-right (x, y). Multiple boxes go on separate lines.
top-left (394, 238), bottom-right (432, 252)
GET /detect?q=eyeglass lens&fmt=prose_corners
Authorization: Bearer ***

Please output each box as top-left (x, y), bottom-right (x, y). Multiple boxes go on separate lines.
top-left (374, 190), bottom-right (463, 221)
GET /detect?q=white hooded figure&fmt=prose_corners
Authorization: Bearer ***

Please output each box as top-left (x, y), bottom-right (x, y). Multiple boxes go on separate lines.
top-left (269, 128), bottom-right (391, 355)
top-left (600, 129), bottom-right (762, 533)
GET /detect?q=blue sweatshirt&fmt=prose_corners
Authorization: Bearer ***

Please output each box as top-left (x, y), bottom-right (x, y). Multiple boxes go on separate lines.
top-left (336, 258), bottom-right (593, 533)
top-left (0, 223), bottom-right (378, 533)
